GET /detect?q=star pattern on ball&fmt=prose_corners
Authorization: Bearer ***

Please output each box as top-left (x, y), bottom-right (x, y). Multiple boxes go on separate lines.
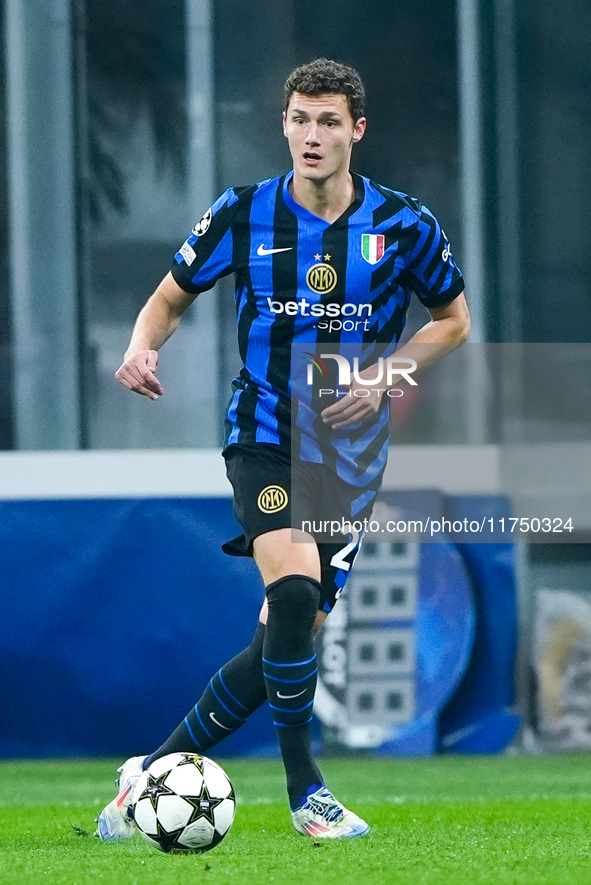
top-left (183, 782), bottom-right (226, 829)
top-left (154, 818), bottom-right (186, 853)
top-left (177, 754), bottom-right (204, 773)
top-left (137, 771), bottom-right (177, 813)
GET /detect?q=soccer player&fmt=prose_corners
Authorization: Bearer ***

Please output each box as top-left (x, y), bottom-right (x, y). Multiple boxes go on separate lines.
top-left (96, 58), bottom-right (470, 841)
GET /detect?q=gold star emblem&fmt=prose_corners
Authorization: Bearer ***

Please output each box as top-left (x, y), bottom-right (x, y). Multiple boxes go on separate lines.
top-left (314, 253), bottom-right (322, 261)
top-left (324, 253), bottom-right (331, 261)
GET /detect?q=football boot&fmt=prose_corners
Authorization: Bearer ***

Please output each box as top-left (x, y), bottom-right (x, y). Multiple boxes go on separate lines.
top-left (291, 786), bottom-right (369, 839)
top-left (94, 755), bottom-right (147, 840)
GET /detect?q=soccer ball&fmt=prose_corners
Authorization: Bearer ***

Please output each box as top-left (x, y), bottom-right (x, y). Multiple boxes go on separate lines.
top-left (132, 753), bottom-right (235, 853)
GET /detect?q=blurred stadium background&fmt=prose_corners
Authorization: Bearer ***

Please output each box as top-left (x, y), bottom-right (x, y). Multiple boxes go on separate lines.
top-left (1, 0), bottom-right (591, 762)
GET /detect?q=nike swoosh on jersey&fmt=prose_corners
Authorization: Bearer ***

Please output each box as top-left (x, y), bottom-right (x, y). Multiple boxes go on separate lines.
top-left (276, 688), bottom-right (307, 700)
top-left (257, 244), bottom-right (293, 256)
top-left (209, 712), bottom-right (231, 730)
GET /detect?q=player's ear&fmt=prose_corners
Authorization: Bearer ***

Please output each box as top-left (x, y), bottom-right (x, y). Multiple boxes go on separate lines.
top-left (282, 111), bottom-right (288, 137)
top-left (351, 116), bottom-right (367, 144)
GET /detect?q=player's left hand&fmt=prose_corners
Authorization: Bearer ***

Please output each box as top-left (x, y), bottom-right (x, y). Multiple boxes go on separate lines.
top-left (320, 375), bottom-right (387, 429)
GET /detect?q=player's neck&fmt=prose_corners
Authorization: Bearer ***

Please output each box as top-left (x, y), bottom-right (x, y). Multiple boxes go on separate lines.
top-left (289, 169), bottom-right (355, 223)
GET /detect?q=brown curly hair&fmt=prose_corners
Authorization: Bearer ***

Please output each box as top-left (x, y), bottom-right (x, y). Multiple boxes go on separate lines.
top-left (283, 58), bottom-right (366, 122)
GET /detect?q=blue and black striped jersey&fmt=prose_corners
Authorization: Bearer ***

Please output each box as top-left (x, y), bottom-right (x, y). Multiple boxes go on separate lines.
top-left (171, 172), bottom-right (464, 485)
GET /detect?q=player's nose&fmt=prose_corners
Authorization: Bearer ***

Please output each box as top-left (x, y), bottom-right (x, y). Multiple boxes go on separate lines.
top-left (305, 123), bottom-right (321, 145)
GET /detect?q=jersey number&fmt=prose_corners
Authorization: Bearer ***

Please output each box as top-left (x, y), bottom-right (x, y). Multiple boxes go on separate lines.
top-left (329, 533), bottom-right (360, 572)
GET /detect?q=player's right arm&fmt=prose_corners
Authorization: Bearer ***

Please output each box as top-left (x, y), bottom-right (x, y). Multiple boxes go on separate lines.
top-left (115, 271), bottom-right (196, 399)
top-left (116, 187), bottom-right (238, 398)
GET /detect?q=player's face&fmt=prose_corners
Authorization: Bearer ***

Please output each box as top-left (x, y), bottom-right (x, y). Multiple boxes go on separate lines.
top-left (283, 93), bottom-right (366, 183)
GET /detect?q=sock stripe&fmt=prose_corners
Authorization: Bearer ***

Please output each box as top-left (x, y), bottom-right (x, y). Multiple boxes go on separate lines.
top-left (262, 574), bottom-right (323, 808)
top-left (263, 654), bottom-right (316, 668)
top-left (209, 679), bottom-right (248, 722)
top-left (145, 623), bottom-right (267, 767)
top-left (193, 704), bottom-right (214, 741)
top-left (183, 716), bottom-right (203, 751)
top-left (268, 699), bottom-right (314, 714)
top-left (264, 652), bottom-right (317, 727)
top-left (263, 668), bottom-right (318, 684)
top-left (217, 669), bottom-right (252, 712)
top-left (273, 716), bottom-right (314, 727)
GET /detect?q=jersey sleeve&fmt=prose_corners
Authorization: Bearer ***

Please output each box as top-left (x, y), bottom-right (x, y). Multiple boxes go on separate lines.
top-left (170, 189), bottom-right (236, 294)
top-left (402, 203), bottom-right (465, 308)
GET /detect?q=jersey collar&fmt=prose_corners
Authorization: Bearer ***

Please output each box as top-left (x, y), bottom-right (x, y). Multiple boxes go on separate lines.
top-left (282, 171), bottom-right (365, 227)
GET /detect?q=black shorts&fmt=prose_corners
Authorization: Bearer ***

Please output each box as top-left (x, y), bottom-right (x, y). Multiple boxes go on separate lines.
top-left (222, 443), bottom-right (382, 613)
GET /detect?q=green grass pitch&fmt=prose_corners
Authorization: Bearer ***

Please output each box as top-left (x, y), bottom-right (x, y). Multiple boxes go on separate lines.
top-left (1, 754), bottom-right (590, 885)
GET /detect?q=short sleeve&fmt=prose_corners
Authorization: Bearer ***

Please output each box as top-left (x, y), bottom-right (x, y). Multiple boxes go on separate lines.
top-left (171, 189), bottom-right (236, 294)
top-left (402, 203), bottom-right (465, 308)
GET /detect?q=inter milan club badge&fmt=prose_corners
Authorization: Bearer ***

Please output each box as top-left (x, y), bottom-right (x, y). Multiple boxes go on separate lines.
top-left (306, 263), bottom-right (338, 295)
top-left (257, 485), bottom-right (288, 514)
top-left (361, 233), bottom-right (385, 265)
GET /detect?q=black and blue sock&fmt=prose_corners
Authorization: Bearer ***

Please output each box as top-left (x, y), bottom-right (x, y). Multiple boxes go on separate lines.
top-left (145, 622), bottom-right (267, 768)
top-left (263, 574), bottom-right (324, 809)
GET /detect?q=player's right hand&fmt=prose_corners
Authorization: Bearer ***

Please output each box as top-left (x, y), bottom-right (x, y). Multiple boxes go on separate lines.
top-left (115, 350), bottom-right (164, 400)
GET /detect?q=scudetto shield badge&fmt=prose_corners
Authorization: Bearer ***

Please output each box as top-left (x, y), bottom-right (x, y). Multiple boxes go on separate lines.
top-left (361, 234), bottom-right (385, 265)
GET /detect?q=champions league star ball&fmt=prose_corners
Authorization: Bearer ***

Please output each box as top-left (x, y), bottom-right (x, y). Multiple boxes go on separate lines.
top-left (132, 753), bottom-right (235, 853)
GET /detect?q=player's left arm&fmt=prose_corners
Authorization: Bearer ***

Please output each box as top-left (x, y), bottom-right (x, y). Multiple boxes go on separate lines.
top-left (393, 289), bottom-right (471, 366)
top-left (321, 290), bottom-right (470, 428)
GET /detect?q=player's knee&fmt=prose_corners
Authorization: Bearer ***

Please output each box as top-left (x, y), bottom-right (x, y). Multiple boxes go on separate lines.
top-left (265, 574), bottom-right (321, 620)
